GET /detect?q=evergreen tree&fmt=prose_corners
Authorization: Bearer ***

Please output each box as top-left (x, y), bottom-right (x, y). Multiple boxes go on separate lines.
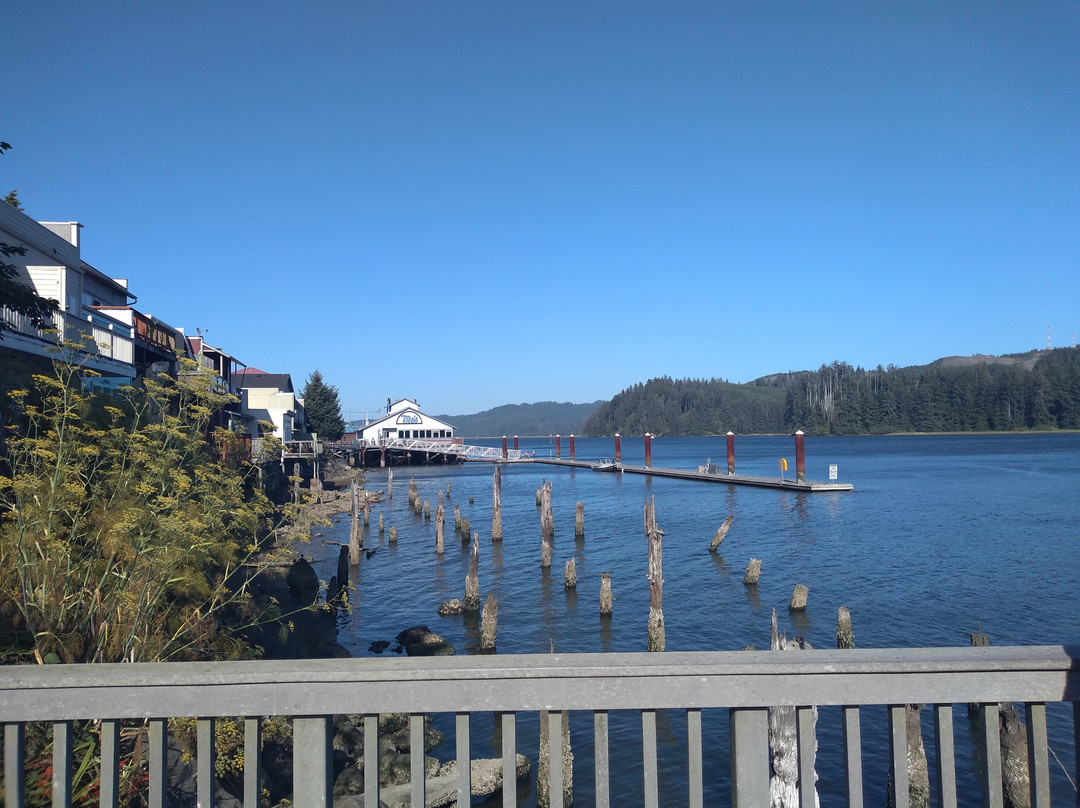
top-left (301, 370), bottom-right (345, 441)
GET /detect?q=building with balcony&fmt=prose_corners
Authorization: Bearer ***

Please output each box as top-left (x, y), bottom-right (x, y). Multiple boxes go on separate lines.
top-left (234, 368), bottom-right (308, 440)
top-left (1, 202), bottom-right (138, 388)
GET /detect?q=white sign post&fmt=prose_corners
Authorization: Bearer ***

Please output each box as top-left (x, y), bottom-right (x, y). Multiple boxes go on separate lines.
top-left (829, 464), bottom-right (838, 481)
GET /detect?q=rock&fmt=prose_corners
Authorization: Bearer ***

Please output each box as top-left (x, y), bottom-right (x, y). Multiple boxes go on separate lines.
top-left (368, 640), bottom-right (390, 654)
top-left (437, 599), bottom-right (465, 616)
top-left (395, 625), bottom-right (455, 657)
top-left (286, 557), bottom-right (320, 605)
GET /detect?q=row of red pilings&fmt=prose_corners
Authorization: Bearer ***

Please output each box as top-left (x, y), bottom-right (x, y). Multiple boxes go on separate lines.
top-left (501, 430), bottom-right (808, 482)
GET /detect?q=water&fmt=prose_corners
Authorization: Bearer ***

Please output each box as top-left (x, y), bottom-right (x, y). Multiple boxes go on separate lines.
top-left (309, 434), bottom-right (1080, 805)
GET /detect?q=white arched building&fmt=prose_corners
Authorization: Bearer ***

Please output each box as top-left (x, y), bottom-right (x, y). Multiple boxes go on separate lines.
top-left (355, 398), bottom-right (455, 443)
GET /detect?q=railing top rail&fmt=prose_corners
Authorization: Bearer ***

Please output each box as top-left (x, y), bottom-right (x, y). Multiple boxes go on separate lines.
top-left (1, 646), bottom-right (1076, 722)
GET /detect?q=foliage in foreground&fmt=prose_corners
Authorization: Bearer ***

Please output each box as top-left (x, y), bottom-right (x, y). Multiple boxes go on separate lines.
top-left (0, 352), bottom-right (299, 665)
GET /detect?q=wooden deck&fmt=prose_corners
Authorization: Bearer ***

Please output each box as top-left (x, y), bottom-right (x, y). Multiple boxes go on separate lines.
top-left (534, 458), bottom-right (854, 492)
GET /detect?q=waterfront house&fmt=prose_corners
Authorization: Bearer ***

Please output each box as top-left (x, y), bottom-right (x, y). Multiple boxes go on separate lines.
top-left (234, 368), bottom-right (308, 441)
top-left (353, 397), bottom-right (456, 442)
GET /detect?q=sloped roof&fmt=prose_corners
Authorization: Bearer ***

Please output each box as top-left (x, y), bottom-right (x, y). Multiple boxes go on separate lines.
top-left (235, 371), bottom-right (294, 392)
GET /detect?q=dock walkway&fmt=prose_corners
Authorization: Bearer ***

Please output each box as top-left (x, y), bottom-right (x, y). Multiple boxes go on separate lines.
top-left (534, 458), bottom-right (853, 492)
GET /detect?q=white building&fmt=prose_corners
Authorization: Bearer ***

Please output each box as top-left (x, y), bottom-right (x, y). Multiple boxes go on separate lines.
top-left (234, 369), bottom-right (307, 441)
top-left (353, 398), bottom-right (455, 443)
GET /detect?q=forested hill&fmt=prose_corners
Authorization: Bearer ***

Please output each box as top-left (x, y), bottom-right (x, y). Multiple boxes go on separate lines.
top-left (582, 347), bottom-right (1080, 436)
top-left (436, 401), bottom-right (604, 437)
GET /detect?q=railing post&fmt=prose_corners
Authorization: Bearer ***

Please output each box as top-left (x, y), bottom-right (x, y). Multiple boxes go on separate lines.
top-left (53, 720), bottom-right (73, 807)
top-left (101, 718), bottom-right (120, 808)
top-left (1025, 703), bottom-right (1050, 808)
top-left (594, 711), bottom-right (609, 808)
top-left (364, 715), bottom-right (380, 806)
top-left (687, 709), bottom-right (703, 808)
top-left (843, 706), bottom-right (863, 808)
top-left (411, 714), bottom-right (426, 808)
top-left (197, 718), bottom-right (216, 808)
top-left (149, 718), bottom-right (168, 808)
top-left (642, 710), bottom-right (658, 808)
top-left (797, 706), bottom-right (816, 808)
top-left (730, 707), bottom-right (769, 808)
top-left (244, 718), bottom-right (261, 808)
top-left (5, 723), bottom-right (25, 808)
top-left (888, 705), bottom-right (909, 808)
top-left (292, 716), bottom-right (333, 807)
top-left (934, 704), bottom-right (957, 808)
top-left (456, 713), bottom-right (471, 806)
top-left (978, 704), bottom-right (1004, 808)
top-left (501, 713), bottom-right (517, 808)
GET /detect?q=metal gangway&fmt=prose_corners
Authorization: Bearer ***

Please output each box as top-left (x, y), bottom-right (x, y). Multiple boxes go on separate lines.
top-left (344, 437), bottom-right (527, 462)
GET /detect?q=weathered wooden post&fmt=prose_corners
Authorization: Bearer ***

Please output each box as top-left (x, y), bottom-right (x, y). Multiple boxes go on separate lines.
top-left (460, 516), bottom-right (471, 544)
top-left (709, 514), bottom-right (734, 552)
top-left (555, 434), bottom-right (561, 458)
top-left (836, 606), bottom-right (855, 649)
top-left (464, 533), bottom-right (481, 612)
top-left (644, 432), bottom-right (652, 468)
top-left (349, 482), bottom-right (362, 564)
top-left (413, 495), bottom-right (423, 516)
top-left (501, 435), bottom-right (507, 460)
top-left (492, 465), bottom-right (503, 541)
top-left (614, 433), bottom-right (621, 464)
top-left (378, 511), bottom-right (384, 534)
top-left (795, 430), bottom-right (806, 483)
top-left (480, 593), bottom-right (497, 651)
top-left (768, 610), bottom-right (818, 807)
top-left (423, 500), bottom-right (431, 520)
top-left (435, 500), bottom-right (445, 555)
top-left (363, 499), bottom-right (370, 527)
top-left (569, 434), bottom-right (575, 460)
top-left (574, 502), bottom-right (585, 539)
top-left (540, 480), bottom-right (554, 567)
top-left (743, 558), bottom-right (762, 585)
top-left (789, 584), bottom-right (808, 611)
top-left (536, 486), bottom-right (542, 507)
top-left (380, 444), bottom-right (386, 467)
top-left (388, 526), bottom-right (398, 543)
top-left (600, 572), bottom-right (614, 615)
top-left (564, 558), bottom-right (577, 589)
top-left (644, 497), bottom-right (664, 652)
top-left (408, 477), bottom-right (418, 508)
top-left (387, 468), bottom-right (393, 499)
top-left (446, 480), bottom-right (452, 499)
top-left (454, 503), bottom-right (462, 533)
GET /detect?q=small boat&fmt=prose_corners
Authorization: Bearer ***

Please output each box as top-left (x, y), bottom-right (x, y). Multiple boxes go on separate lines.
top-left (592, 458), bottom-right (620, 472)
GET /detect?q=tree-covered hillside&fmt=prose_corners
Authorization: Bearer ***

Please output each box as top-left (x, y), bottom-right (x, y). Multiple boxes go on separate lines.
top-left (436, 400), bottom-right (604, 437)
top-left (582, 348), bottom-right (1080, 436)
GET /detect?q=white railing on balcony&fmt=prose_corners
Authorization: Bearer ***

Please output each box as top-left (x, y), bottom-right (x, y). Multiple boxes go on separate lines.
top-left (1, 645), bottom-right (1077, 807)
top-left (0, 306), bottom-right (134, 367)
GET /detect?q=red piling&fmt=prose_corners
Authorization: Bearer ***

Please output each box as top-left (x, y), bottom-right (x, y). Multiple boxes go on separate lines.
top-left (556, 434), bottom-right (561, 458)
top-left (795, 430), bottom-right (806, 482)
top-left (514, 435), bottom-right (519, 452)
top-left (570, 434), bottom-right (576, 460)
top-left (614, 433), bottom-right (621, 464)
top-left (644, 432), bottom-right (652, 468)
top-left (726, 431), bottom-right (735, 475)
top-left (502, 435), bottom-right (507, 459)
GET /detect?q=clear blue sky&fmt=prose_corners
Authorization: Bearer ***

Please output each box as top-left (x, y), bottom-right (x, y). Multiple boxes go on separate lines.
top-left (5, 2), bottom-right (1078, 417)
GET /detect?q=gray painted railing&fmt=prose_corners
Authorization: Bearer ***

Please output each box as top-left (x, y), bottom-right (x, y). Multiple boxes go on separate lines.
top-left (1, 646), bottom-right (1077, 807)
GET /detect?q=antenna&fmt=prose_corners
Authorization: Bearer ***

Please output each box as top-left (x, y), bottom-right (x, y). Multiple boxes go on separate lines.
top-left (1046, 325), bottom-right (1051, 351)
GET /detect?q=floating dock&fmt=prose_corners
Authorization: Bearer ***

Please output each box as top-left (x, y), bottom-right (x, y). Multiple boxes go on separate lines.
top-left (533, 458), bottom-right (853, 492)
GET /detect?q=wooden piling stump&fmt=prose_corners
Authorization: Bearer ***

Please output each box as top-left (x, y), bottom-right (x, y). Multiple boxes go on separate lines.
top-left (464, 533), bottom-right (481, 612)
top-left (836, 606), bottom-right (855, 649)
top-left (645, 497), bottom-right (665, 652)
top-left (564, 557), bottom-right (577, 589)
top-left (492, 465), bottom-right (503, 541)
top-left (388, 526), bottom-right (398, 543)
top-left (789, 584), bottom-right (808, 611)
top-left (743, 558), bottom-right (762, 585)
top-left (600, 571), bottom-right (614, 615)
top-left (709, 514), bottom-right (734, 552)
top-left (540, 480), bottom-right (554, 567)
top-left (480, 593), bottom-right (498, 651)
top-left (575, 501), bottom-right (584, 538)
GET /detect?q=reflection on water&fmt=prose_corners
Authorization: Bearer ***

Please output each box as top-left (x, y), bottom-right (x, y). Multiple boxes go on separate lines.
top-left (309, 434), bottom-right (1080, 806)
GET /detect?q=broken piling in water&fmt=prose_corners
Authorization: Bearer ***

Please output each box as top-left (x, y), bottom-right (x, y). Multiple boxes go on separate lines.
top-left (644, 497), bottom-right (664, 652)
top-left (464, 532), bottom-right (481, 612)
top-left (709, 514), bottom-right (734, 552)
top-left (480, 593), bottom-right (497, 651)
top-left (540, 480), bottom-right (554, 568)
top-left (575, 501), bottom-right (584, 539)
top-left (600, 572), bottom-right (613, 615)
top-left (564, 558), bottom-right (577, 589)
top-left (789, 584), bottom-right (808, 611)
top-left (743, 558), bottom-right (762, 585)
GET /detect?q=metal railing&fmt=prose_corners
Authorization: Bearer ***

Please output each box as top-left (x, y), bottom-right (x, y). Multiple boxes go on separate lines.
top-left (346, 436), bottom-right (526, 461)
top-left (1, 646), bottom-right (1077, 807)
top-left (0, 306), bottom-right (134, 366)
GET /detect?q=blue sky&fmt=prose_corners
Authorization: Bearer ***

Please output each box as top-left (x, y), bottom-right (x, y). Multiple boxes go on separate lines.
top-left (4, 2), bottom-right (1078, 417)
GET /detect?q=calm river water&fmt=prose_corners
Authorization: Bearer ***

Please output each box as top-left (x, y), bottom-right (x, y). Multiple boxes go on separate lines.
top-left (310, 434), bottom-right (1080, 806)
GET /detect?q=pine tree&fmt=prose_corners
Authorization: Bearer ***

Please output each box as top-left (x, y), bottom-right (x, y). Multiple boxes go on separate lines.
top-left (301, 369), bottom-right (345, 441)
